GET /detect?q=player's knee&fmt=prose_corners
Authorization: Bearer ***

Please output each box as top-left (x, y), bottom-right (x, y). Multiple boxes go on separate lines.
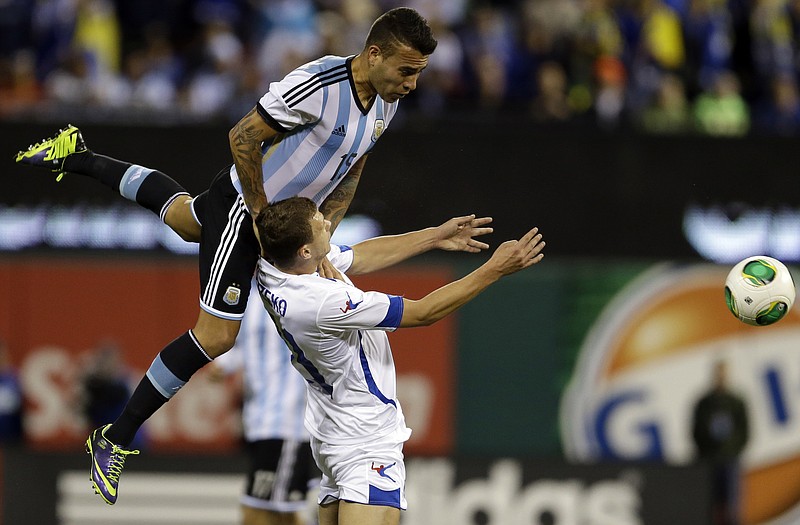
top-left (193, 317), bottom-right (240, 357)
top-left (199, 331), bottom-right (237, 357)
top-left (165, 196), bottom-right (201, 242)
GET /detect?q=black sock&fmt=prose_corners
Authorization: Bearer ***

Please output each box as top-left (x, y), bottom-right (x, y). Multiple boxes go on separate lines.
top-left (63, 151), bottom-right (129, 189)
top-left (157, 331), bottom-right (213, 381)
top-left (105, 331), bottom-right (212, 447)
top-left (104, 378), bottom-right (166, 446)
top-left (63, 152), bottom-right (189, 220)
top-left (133, 169), bottom-right (191, 221)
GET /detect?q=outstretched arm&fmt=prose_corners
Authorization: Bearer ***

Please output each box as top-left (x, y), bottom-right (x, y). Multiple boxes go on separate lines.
top-left (229, 106), bottom-right (280, 216)
top-left (400, 227), bottom-right (545, 327)
top-left (348, 215), bottom-right (494, 275)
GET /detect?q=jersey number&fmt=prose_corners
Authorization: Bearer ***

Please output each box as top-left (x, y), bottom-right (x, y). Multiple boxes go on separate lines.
top-left (331, 153), bottom-right (357, 182)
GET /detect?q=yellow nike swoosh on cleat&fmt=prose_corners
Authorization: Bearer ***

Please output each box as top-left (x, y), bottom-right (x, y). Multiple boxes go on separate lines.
top-left (41, 134), bottom-right (75, 162)
top-left (90, 480), bottom-right (113, 504)
top-left (89, 445), bottom-right (118, 498)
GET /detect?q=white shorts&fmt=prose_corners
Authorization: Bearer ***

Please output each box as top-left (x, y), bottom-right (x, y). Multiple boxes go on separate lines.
top-left (311, 431), bottom-right (407, 510)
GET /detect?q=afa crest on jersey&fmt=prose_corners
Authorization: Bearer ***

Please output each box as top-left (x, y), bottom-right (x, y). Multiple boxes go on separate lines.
top-left (223, 285), bottom-right (241, 306)
top-left (371, 119), bottom-right (385, 142)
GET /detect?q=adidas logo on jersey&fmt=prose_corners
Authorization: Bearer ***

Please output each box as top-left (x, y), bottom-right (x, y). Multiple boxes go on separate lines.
top-left (332, 125), bottom-right (346, 137)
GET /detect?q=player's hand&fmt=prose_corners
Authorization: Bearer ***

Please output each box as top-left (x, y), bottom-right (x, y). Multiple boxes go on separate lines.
top-left (487, 227), bottom-right (545, 276)
top-left (434, 214), bottom-right (493, 253)
top-left (318, 257), bottom-right (344, 281)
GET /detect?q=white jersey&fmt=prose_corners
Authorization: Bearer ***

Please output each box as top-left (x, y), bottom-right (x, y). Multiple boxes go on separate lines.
top-left (255, 245), bottom-right (411, 446)
top-left (213, 280), bottom-right (309, 442)
top-left (230, 55), bottom-right (398, 206)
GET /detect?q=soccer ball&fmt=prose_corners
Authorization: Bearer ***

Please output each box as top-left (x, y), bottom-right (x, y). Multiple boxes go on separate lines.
top-left (725, 256), bottom-right (796, 326)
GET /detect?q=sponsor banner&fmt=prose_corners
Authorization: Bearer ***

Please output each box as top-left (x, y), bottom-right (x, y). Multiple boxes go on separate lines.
top-left (3, 450), bottom-right (710, 525)
top-left (561, 263), bottom-right (800, 524)
top-left (405, 457), bottom-right (709, 525)
top-left (0, 258), bottom-right (454, 455)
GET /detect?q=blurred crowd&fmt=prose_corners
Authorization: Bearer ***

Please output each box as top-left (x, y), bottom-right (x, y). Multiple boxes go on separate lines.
top-left (2, 0), bottom-right (800, 135)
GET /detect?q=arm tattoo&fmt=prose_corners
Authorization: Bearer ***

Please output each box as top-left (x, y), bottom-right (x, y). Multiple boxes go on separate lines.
top-left (320, 155), bottom-right (367, 232)
top-left (230, 108), bottom-right (269, 215)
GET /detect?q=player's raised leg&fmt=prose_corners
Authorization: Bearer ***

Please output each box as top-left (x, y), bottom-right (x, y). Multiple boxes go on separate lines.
top-left (85, 167), bottom-right (260, 504)
top-left (14, 125), bottom-right (200, 242)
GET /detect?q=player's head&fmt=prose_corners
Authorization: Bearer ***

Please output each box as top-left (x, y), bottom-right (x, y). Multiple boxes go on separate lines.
top-left (256, 197), bottom-right (331, 269)
top-left (363, 8), bottom-right (438, 102)
top-left (365, 8), bottom-right (437, 58)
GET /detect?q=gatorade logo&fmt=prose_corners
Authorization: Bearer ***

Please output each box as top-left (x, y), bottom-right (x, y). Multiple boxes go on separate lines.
top-left (561, 263), bottom-right (800, 525)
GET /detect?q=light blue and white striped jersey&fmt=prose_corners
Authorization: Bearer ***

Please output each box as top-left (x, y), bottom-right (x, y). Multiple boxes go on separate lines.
top-left (230, 55), bottom-right (398, 207)
top-left (214, 280), bottom-right (309, 442)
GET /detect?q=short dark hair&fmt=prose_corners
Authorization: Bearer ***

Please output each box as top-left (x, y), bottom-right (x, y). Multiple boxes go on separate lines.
top-left (365, 7), bottom-right (437, 57)
top-left (255, 197), bottom-right (317, 267)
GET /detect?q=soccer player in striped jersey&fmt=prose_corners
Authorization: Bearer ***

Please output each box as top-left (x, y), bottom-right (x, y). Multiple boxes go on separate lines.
top-left (253, 197), bottom-right (545, 525)
top-left (15, 7), bottom-right (437, 505)
top-left (211, 279), bottom-right (319, 525)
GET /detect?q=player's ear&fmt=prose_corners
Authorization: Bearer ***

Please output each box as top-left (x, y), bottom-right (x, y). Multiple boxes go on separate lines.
top-left (368, 45), bottom-right (381, 65)
top-left (298, 244), bottom-right (312, 261)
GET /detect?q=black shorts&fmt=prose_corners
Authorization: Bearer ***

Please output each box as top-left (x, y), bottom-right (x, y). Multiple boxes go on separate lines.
top-left (242, 438), bottom-right (320, 512)
top-left (191, 167), bottom-right (261, 320)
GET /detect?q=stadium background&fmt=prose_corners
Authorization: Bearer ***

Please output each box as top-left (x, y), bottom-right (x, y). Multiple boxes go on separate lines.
top-left (4, 0), bottom-right (800, 523)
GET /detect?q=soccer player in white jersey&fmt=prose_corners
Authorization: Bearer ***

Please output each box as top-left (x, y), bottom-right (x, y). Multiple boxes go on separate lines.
top-left (15, 8), bottom-right (437, 505)
top-left (212, 279), bottom-right (319, 525)
top-left (253, 197), bottom-right (546, 525)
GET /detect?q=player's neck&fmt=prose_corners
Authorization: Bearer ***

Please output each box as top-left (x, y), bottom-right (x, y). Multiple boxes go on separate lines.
top-left (351, 53), bottom-right (377, 107)
top-left (276, 258), bottom-right (317, 276)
